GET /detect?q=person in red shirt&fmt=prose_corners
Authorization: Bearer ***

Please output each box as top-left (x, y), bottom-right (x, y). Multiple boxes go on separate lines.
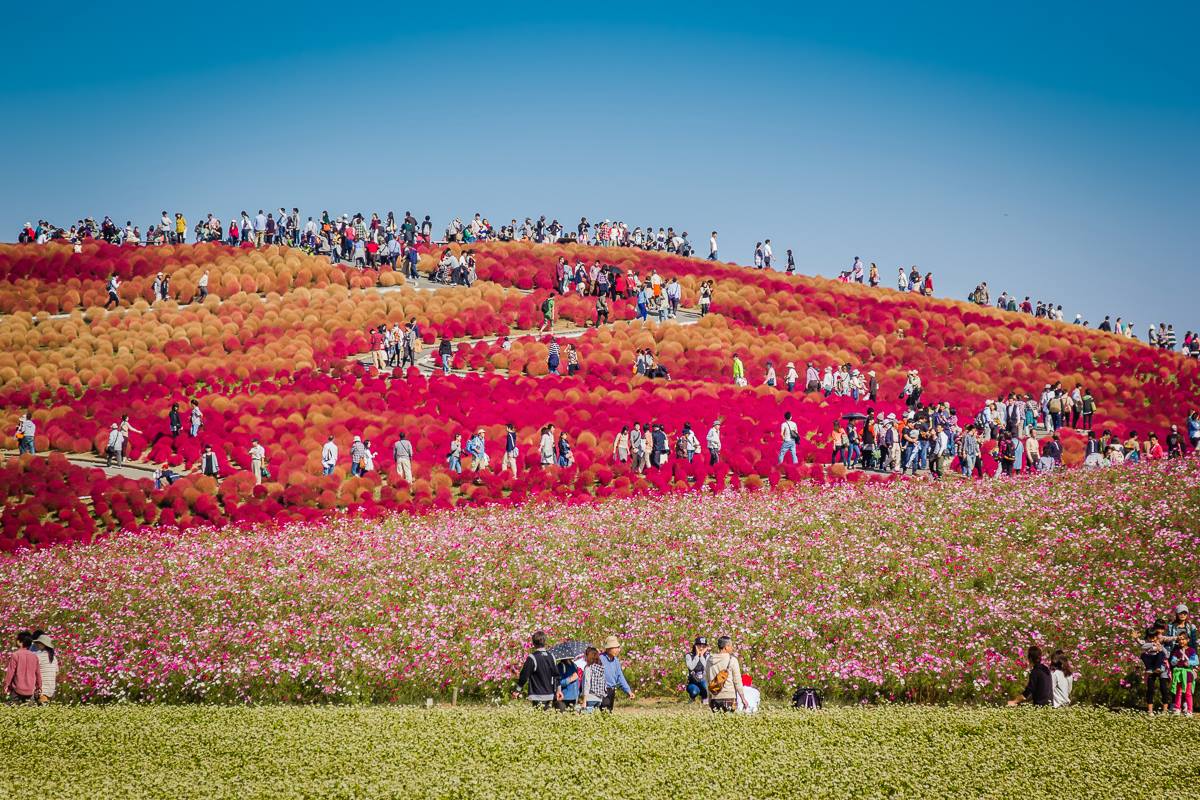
top-left (4, 631), bottom-right (41, 702)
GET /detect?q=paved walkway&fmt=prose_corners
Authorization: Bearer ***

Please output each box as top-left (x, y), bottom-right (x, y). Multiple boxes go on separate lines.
top-left (1, 449), bottom-right (162, 482)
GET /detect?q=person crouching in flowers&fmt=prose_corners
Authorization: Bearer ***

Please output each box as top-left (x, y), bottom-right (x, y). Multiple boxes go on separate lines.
top-left (685, 636), bottom-right (710, 704)
top-left (1170, 632), bottom-right (1197, 715)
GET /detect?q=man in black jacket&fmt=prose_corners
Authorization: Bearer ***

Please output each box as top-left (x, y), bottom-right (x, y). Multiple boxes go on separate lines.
top-left (516, 631), bottom-right (562, 709)
top-left (1008, 645), bottom-right (1052, 706)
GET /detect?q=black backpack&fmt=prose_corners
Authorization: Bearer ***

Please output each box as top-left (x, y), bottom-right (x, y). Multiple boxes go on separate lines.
top-left (791, 686), bottom-right (823, 710)
top-left (541, 299), bottom-right (551, 314)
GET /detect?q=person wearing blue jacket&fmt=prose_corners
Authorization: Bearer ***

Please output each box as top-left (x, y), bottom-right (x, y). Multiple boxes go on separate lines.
top-left (599, 636), bottom-right (635, 711)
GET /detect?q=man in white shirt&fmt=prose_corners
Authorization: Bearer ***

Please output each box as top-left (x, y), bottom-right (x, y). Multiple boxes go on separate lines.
top-left (778, 411), bottom-right (800, 464)
top-left (762, 239), bottom-right (773, 270)
top-left (321, 435), bottom-right (338, 476)
top-left (392, 433), bottom-right (414, 483)
top-left (708, 231), bottom-right (718, 260)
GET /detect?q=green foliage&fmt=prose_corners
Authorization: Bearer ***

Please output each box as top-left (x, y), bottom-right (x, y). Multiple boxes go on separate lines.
top-left (0, 705), bottom-right (1196, 799)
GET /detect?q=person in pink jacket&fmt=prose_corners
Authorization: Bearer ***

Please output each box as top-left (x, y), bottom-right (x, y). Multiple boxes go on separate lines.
top-left (4, 631), bottom-right (41, 702)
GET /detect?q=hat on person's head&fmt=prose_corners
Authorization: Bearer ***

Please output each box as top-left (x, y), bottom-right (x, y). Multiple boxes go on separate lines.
top-left (887, 413), bottom-right (897, 421)
top-left (694, 636), bottom-right (707, 646)
top-left (786, 362), bottom-right (794, 368)
top-left (602, 635), bottom-right (621, 651)
top-left (868, 370), bottom-right (875, 376)
top-left (353, 435), bottom-right (361, 442)
top-left (110, 423), bottom-right (117, 429)
top-left (33, 635), bottom-right (52, 649)
top-left (1177, 604), bottom-right (1190, 614)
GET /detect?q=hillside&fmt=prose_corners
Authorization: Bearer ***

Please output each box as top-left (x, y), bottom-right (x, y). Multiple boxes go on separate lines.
top-left (0, 240), bottom-right (1197, 548)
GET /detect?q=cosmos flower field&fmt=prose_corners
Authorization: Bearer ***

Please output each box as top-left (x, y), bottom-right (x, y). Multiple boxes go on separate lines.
top-left (2, 457), bottom-right (1195, 705)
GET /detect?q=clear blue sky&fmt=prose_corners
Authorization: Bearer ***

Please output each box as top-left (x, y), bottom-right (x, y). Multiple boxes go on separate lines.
top-left (3, 2), bottom-right (1197, 330)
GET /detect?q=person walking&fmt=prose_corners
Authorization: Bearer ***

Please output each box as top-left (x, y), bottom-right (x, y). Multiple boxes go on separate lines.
top-left (248, 438), bottom-right (266, 485)
top-left (706, 419), bottom-right (722, 465)
top-left (778, 411), bottom-right (799, 465)
top-left (104, 423), bottom-right (125, 468)
top-left (705, 636), bottom-right (748, 713)
top-left (438, 336), bottom-right (454, 375)
top-left (188, 399), bottom-right (203, 437)
top-left (197, 270), bottom-right (210, 302)
top-left (599, 636), bottom-right (635, 711)
top-left (547, 338), bottom-right (561, 375)
top-left (708, 231), bottom-right (718, 260)
top-left (320, 435), bottom-right (338, 476)
top-left (31, 634), bottom-right (57, 704)
top-left (168, 403), bottom-right (182, 440)
top-left (1008, 645), bottom-right (1053, 707)
top-left (466, 429), bottom-right (489, 475)
top-left (447, 434), bottom-right (463, 473)
top-left (3, 632), bottom-right (41, 703)
top-left (391, 433), bottom-right (414, 483)
top-left (732, 355), bottom-right (746, 387)
top-left (104, 273), bottom-right (120, 309)
top-left (515, 631), bottom-right (563, 709)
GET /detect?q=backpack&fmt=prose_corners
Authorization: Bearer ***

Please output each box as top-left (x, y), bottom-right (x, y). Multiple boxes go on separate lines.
top-left (791, 686), bottom-right (823, 710)
top-left (674, 437), bottom-right (688, 458)
top-left (541, 299), bottom-right (551, 314)
top-left (709, 657), bottom-right (733, 696)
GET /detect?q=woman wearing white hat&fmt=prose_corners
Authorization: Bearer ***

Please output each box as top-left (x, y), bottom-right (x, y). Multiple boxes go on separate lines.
top-left (32, 633), bottom-right (57, 704)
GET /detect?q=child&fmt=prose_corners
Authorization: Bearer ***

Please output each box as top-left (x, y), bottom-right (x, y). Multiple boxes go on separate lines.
top-left (1141, 626), bottom-right (1171, 715)
top-left (579, 647), bottom-right (606, 712)
top-left (1170, 632), bottom-right (1197, 715)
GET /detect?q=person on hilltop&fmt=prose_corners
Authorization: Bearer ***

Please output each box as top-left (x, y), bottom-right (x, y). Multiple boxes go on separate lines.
top-left (515, 631), bottom-right (563, 710)
top-left (698, 280), bottom-right (713, 317)
top-left (599, 636), bottom-right (635, 711)
top-left (1007, 645), bottom-right (1052, 707)
top-left (685, 636), bottom-right (710, 704)
top-left (705, 635), bottom-right (749, 713)
top-left (708, 231), bottom-right (718, 261)
top-left (3, 631), bottom-right (41, 703)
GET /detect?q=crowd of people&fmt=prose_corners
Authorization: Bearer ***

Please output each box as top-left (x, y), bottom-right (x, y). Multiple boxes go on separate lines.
top-left (827, 380), bottom-right (1200, 479)
top-left (17, 209), bottom-right (1195, 345)
top-left (969, 282), bottom-right (1200, 357)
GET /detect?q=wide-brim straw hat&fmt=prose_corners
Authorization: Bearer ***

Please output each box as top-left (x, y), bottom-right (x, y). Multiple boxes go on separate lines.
top-left (602, 636), bottom-right (621, 651)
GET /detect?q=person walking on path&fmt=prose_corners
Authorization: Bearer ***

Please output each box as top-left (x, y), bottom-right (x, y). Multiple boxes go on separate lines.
top-left (599, 636), bottom-right (635, 711)
top-left (501, 423), bottom-right (519, 478)
top-left (321, 435), bottom-right (338, 476)
top-left (392, 433), bottom-right (414, 483)
top-left (778, 411), bottom-right (800, 465)
top-left (447, 434), bottom-right (463, 474)
top-left (466, 429), bottom-right (489, 475)
top-left (3, 632), bottom-right (41, 703)
top-left (104, 423), bottom-right (125, 468)
top-left (547, 338), bottom-right (561, 375)
top-left (539, 424), bottom-right (556, 467)
top-left (249, 439), bottom-right (267, 485)
top-left (538, 294), bottom-right (556, 333)
top-left (350, 435), bottom-right (366, 477)
top-left (515, 631), bottom-right (562, 710)
top-left (705, 636), bottom-right (748, 713)
top-left (197, 270), bottom-right (210, 302)
top-left (438, 336), bottom-right (454, 375)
